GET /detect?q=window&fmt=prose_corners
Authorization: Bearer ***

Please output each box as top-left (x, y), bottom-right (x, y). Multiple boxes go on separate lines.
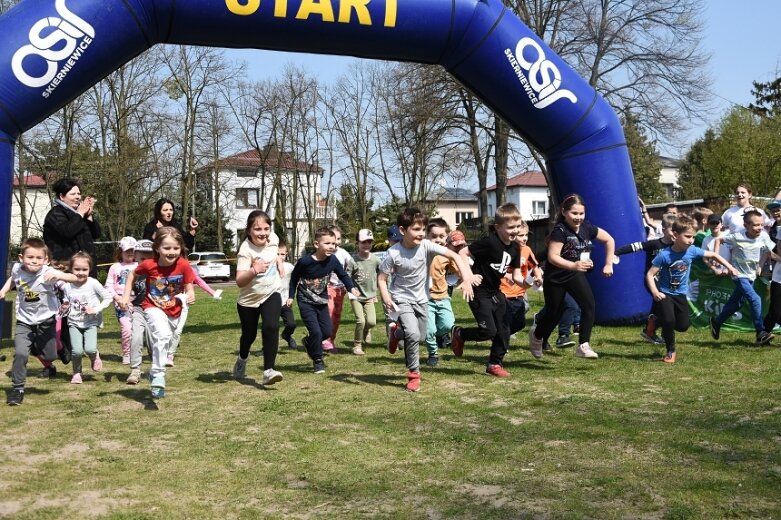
top-left (455, 211), bottom-right (474, 224)
top-left (532, 200), bottom-right (547, 217)
top-left (237, 168), bottom-right (256, 178)
top-left (488, 204), bottom-right (493, 216)
top-left (236, 188), bottom-right (259, 208)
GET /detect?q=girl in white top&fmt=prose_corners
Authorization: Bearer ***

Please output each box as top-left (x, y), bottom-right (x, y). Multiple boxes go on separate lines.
top-left (276, 242), bottom-right (297, 350)
top-left (63, 252), bottom-right (113, 384)
top-left (721, 183), bottom-right (773, 233)
top-left (233, 210), bottom-right (284, 386)
top-left (104, 236), bottom-right (137, 364)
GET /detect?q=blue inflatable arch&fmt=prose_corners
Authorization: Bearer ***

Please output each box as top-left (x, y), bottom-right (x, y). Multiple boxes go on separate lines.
top-left (0, 0), bottom-right (649, 323)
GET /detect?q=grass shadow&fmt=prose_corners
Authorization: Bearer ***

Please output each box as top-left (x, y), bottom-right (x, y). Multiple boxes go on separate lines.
top-left (598, 351), bottom-right (660, 361)
top-left (330, 372), bottom-right (401, 388)
top-left (105, 388), bottom-right (159, 411)
top-left (196, 370), bottom-right (270, 390)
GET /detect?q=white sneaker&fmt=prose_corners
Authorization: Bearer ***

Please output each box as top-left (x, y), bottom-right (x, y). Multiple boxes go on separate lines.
top-left (122, 354), bottom-right (130, 365)
top-left (262, 368), bottom-right (283, 386)
top-left (233, 356), bottom-right (247, 379)
top-left (165, 353), bottom-right (175, 367)
top-left (212, 289), bottom-right (223, 300)
top-left (528, 325), bottom-right (543, 359)
top-left (575, 342), bottom-right (599, 359)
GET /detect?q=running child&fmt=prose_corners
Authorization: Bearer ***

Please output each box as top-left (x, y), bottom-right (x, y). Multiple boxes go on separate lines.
top-left (62, 252), bottom-right (113, 384)
top-left (423, 219), bottom-right (459, 367)
top-left (120, 227), bottom-right (195, 399)
top-left (710, 209), bottom-right (779, 344)
top-left (379, 209), bottom-right (475, 391)
top-left (277, 241), bottom-right (297, 351)
top-left (498, 219), bottom-right (542, 342)
top-left (287, 227), bottom-right (360, 374)
top-left (105, 237), bottom-right (137, 364)
top-left (126, 239), bottom-right (154, 385)
top-left (449, 203), bottom-right (525, 377)
top-left (0, 238), bottom-right (78, 405)
top-left (322, 224), bottom-right (351, 353)
top-left (762, 200), bottom-right (781, 334)
top-left (233, 210), bottom-right (284, 385)
top-left (647, 216), bottom-right (738, 363)
top-left (348, 229), bottom-right (380, 356)
top-left (528, 194), bottom-right (616, 359)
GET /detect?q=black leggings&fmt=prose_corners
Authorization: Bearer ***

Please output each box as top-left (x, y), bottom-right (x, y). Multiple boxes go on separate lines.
top-left (764, 280), bottom-right (781, 333)
top-left (535, 274), bottom-right (595, 343)
top-left (651, 293), bottom-right (689, 352)
top-left (237, 294), bottom-right (281, 370)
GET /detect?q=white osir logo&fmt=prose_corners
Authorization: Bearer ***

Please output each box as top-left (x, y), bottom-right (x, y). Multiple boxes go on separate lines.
top-left (507, 37), bottom-right (577, 109)
top-left (11, 0), bottom-right (95, 88)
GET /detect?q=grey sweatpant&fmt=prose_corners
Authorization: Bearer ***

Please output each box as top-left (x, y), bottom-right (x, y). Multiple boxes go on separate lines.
top-left (397, 301), bottom-right (428, 372)
top-left (12, 318), bottom-right (57, 387)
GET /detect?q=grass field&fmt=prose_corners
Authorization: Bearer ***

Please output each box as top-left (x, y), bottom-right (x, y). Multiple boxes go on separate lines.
top-left (1, 288), bottom-right (780, 519)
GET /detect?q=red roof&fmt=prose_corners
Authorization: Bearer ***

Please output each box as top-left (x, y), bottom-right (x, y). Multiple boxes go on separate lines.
top-left (487, 170), bottom-right (548, 191)
top-left (12, 174), bottom-right (48, 188)
top-left (210, 146), bottom-right (323, 173)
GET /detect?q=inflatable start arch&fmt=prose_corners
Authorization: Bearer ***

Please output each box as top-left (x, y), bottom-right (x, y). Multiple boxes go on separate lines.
top-left (0, 0), bottom-right (649, 323)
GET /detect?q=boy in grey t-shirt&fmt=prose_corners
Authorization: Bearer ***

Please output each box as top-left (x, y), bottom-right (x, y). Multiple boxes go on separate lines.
top-left (378, 208), bottom-right (476, 393)
top-left (0, 238), bottom-right (77, 406)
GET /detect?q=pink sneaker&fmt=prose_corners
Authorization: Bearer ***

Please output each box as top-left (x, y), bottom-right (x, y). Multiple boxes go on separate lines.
top-left (70, 373), bottom-right (83, 384)
top-left (322, 340), bottom-right (336, 354)
top-left (91, 352), bottom-right (103, 372)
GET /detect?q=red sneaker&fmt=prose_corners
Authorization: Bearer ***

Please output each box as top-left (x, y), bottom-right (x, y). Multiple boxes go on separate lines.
top-left (486, 364), bottom-right (511, 377)
top-left (387, 323), bottom-right (400, 354)
top-left (406, 371), bottom-right (421, 392)
top-left (450, 326), bottom-right (464, 357)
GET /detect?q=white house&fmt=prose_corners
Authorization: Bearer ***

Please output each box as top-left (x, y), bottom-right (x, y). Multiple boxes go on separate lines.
top-left (10, 174), bottom-right (51, 245)
top-left (659, 156), bottom-right (682, 199)
top-left (198, 145), bottom-right (334, 256)
top-left (485, 170), bottom-right (549, 221)
top-left (424, 187), bottom-right (479, 230)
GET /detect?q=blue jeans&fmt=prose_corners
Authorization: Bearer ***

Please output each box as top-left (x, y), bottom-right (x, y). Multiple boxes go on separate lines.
top-left (559, 293), bottom-right (581, 337)
top-left (716, 277), bottom-right (763, 332)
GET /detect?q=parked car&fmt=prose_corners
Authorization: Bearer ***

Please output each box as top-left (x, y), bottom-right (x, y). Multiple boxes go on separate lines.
top-left (188, 252), bottom-right (231, 281)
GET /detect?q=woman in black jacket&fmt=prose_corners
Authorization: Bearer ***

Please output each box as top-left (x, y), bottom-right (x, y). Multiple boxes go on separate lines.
top-left (142, 197), bottom-right (198, 252)
top-left (43, 178), bottom-right (101, 277)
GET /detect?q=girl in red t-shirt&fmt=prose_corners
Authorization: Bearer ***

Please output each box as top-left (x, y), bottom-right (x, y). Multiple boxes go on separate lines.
top-left (120, 227), bottom-right (195, 399)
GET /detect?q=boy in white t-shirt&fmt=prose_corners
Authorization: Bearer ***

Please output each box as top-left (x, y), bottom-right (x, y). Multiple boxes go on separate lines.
top-left (710, 210), bottom-right (780, 344)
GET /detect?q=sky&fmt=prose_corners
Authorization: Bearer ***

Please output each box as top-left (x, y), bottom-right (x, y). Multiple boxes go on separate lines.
top-left (224, 0), bottom-right (781, 160)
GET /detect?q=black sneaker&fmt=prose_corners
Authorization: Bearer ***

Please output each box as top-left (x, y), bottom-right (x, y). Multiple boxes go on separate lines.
top-left (7, 387), bottom-right (24, 406)
top-left (756, 331), bottom-right (773, 345)
top-left (38, 365), bottom-right (56, 378)
top-left (709, 317), bottom-right (721, 340)
top-left (313, 359), bottom-right (325, 374)
top-left (287, 337), bottom-right (298, 351)
top-left (556, 335), bottom-right (576, 347)
top-left (426, 355), bottom-right (439, 368)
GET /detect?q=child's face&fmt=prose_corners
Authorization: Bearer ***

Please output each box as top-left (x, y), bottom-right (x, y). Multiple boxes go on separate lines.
top-left (314, 235), bottom-right (337, 256)
top-left (71, 258), bottom-right (91, 282)
top-left (562, 204), bottom-right (585, 228)
top-left (277, 247), bottom-right (288, 262)
top-left (332, 230), bottom-right (342, 246)
top-left (357, 238), bottom-right (374, 253)
top-left (401, 223), bottom-right (426, 247)
top-left (135, 251), bottom-right (154, 262)
top-left (495, 218), bottom-right (521, 244)
top-left (156, 236), bottom-right (182, 266)
top-left (744, 215), bottom-right (764, 238)
top-left (709, 221), bottom-right (722, 235)
top-left (515, 228), bottom-right (529, 246)
top-left (122, 249), bottom-right (135, 263)
top-left (427, 225), bottom-right (447, 246)
top-left (673, 227), bottom-right (696, 249)
top-left (770, 208), bottom-right (781, 223)
top-left (19, 247), bottom-right (48, 274)
top-left (248, 218), bottom-right (272, 246)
